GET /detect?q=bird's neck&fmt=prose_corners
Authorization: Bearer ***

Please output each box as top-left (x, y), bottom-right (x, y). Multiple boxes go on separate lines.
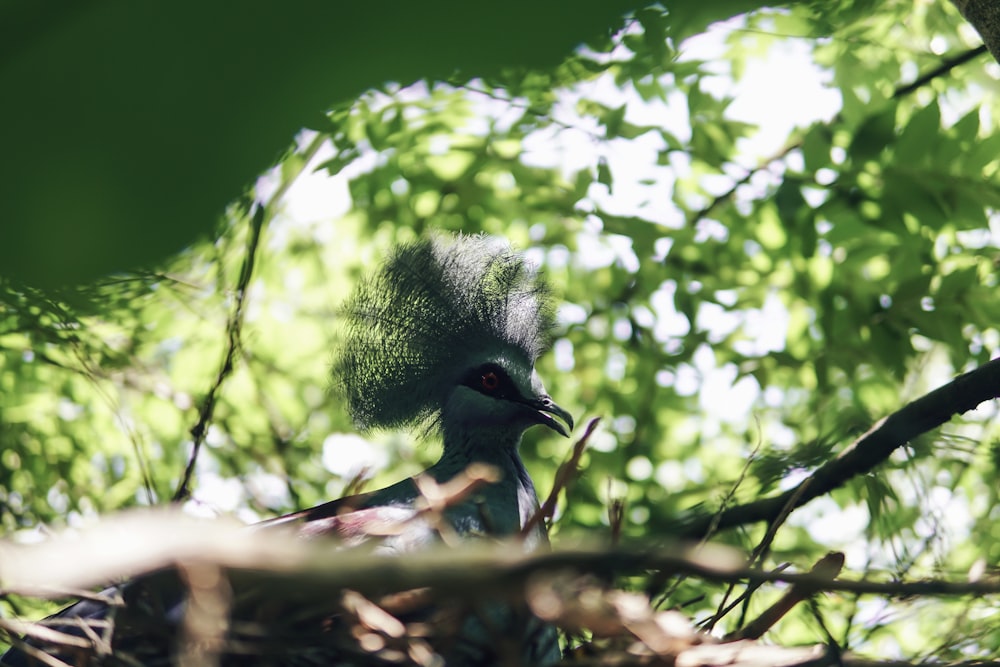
top-left (439, 421), bottom-right (524, 466)
top-left (432, 425), bottom-right (545, 542)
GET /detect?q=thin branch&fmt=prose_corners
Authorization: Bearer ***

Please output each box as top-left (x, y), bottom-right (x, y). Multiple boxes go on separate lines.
top-left (172, 134), bottom-right (328, 502)
top-left (522, 417), bottom-right (601, 537)
top-left (173, 204), bottom-right (265, 503)
top-left (684, 142), bottom-right (796, 227)
top-left (892, 45), bottom-right (988, 99)
top-left (727, 551), bottom-right (845, 641)
top-left (671, 357), bottom-right (1000, 540)
top-left (6, 513), bottom-right (1000, 602)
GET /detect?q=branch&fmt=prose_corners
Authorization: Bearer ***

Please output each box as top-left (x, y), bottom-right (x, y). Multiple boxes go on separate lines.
top-left (671, 357), bottom-right (1000, 539)
top-left (727, 551), bottom-right (845, 641)
top-left (522, 417), bottom-right (601, 537)
top-left (172, 134), bottom-right (327, 502)
top-left (7, 514), bottom-right (1000, 667)
top-left (892, 45), bottom-right (988, 99)
top-left (173, 204), bottom-right (264, 502)
top-left (4, 511), bottom-right (1000, 601)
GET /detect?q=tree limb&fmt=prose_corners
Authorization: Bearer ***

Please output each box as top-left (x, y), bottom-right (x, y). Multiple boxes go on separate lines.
top-left (671, 357), bottom-right (1000, 539)
top-left (4, 511), bottom-right (1000, 602)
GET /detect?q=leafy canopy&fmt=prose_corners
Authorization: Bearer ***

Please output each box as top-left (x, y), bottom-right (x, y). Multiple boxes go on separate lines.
top-left (2, 1), bottom-right (1000, 661)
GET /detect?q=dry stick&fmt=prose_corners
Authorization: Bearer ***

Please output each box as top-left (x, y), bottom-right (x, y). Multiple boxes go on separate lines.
top-left (0, 619), bottom-right (93, 652)
top-left (413, 464), bottom-right (502, 546)
top-left (728, 551), bottom-right (846, 641)
top-left (522, 417), bottom-right (602, 537)
top-left (0, 637), bottom-right (74, 667)
top-left (10, 520), bottom-right (1000, 603)
top-left (176, 562), bottom-right (231, 667)
top-left (672, 357), bottom-right (1000, 540)
top-left (225, 541), bottom-right (1000, 602)
top-left (295, 464), bottom-right (502, 542)
top-left (706, 479), bottom-right (814, 632)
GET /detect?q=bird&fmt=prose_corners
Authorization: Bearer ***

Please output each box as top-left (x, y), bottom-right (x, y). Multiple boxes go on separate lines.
top-left (0, 233), bottom-right (574, 666)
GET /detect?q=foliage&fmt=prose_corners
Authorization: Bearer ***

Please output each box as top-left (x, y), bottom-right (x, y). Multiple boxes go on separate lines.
top-left (0, 0), bottom-right (644, 288)
top-left (3, 0), bottom-right (1000, 663)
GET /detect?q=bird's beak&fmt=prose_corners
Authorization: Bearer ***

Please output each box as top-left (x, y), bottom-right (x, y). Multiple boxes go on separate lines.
top-left (525, 395), bottom-right (574, 437)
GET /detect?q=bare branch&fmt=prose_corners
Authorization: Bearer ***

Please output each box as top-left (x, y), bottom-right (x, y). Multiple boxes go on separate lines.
top-left (4, 511), bottom-right (1000, 603)
top-left (173, 205), bottom-right (265, 503)
top-left (173, 133), bottom-right (328, 502)
top-left (523, 417), bottom-right (601, 537)
top-left (728, 552), bottom-right (845, 641)
top-left (671, 358), bottom-right (1000, 539)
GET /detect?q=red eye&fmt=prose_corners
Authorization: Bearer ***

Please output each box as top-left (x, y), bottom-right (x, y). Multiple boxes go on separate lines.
top-left (481, 372), bottom-right (499, 391)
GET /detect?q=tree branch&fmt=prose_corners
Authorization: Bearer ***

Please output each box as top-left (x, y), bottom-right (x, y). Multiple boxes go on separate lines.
top-left (172, 204), bottom-right (264, 503)
top-left (5, 511), bottom-right (1000, 602)
top-left (892, 45), bottom-right (988, 99)
top-left (172, 133), bottom-right (327, 502)
top-left (671, 357), bottom-right (1000, 539)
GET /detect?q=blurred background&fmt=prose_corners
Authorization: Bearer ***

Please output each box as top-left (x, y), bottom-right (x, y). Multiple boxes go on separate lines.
top-left (2, 0), bottom-right (1000, 660)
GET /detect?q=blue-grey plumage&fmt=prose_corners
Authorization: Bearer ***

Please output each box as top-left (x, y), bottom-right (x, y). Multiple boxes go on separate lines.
top-left (1, 234), bottom-right (572, 666)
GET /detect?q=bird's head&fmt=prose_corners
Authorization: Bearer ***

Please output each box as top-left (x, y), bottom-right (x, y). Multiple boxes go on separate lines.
top-left (442, 353), bottom-right (574, 442)
top-left (334, 234), bottom-right (571, 443)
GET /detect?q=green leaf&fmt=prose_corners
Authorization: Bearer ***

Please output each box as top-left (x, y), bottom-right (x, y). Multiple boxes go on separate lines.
top-left (603, 104), bottom-right (628, 137)
top-left (667, 0), bottom-right (774, 43)
top-left (894, 101), bottom-right (940, 166)
top-left (637, 7), bottom-right (669, 66)
top-left (597, 158), bottom-right (613, 189)
top-left (0, 0), bottom-right (640, 288)
top-left (598, 211), bottom-right (666, 250)
top-left (848, 103), bottom-right (898, 163)
top-left (801, 124), bottom-right (833, 173)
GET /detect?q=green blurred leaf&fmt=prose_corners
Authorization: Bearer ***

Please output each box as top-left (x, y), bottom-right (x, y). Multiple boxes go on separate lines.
top-left (895, 101), bottom-right (940, 166)
top-left (849, 103), bottom-right (898, 162)
top-left (0, 0), bottom-right (640, 288)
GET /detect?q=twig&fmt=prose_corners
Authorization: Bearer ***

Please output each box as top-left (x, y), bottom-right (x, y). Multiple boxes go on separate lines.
top-left (728, 552), bottom-right (845, 640)
top-left (702, 562), bottom-right (792, 634)
top-left (892, 45), bottom-right (988, 99)
top-left (522, 417), bottom-right (601, 537)
top-left (173, 204), bottom-right (265, 503)
top-left (748, 476), bottom-right (813, 566)
top-left (413, 464), bottom-right (502, 545)
top-left (0, 618), bottom-right (94, 651)
top-left (172, 133), bottom-right (328, 502)
top-left (0, 636), bottom-right (75, 667)
top-left (655, 425), bottom-right (765, 612)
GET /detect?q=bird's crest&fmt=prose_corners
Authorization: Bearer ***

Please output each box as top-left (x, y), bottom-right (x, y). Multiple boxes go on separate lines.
top-left (334, 234), bottom-right (555, 432)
